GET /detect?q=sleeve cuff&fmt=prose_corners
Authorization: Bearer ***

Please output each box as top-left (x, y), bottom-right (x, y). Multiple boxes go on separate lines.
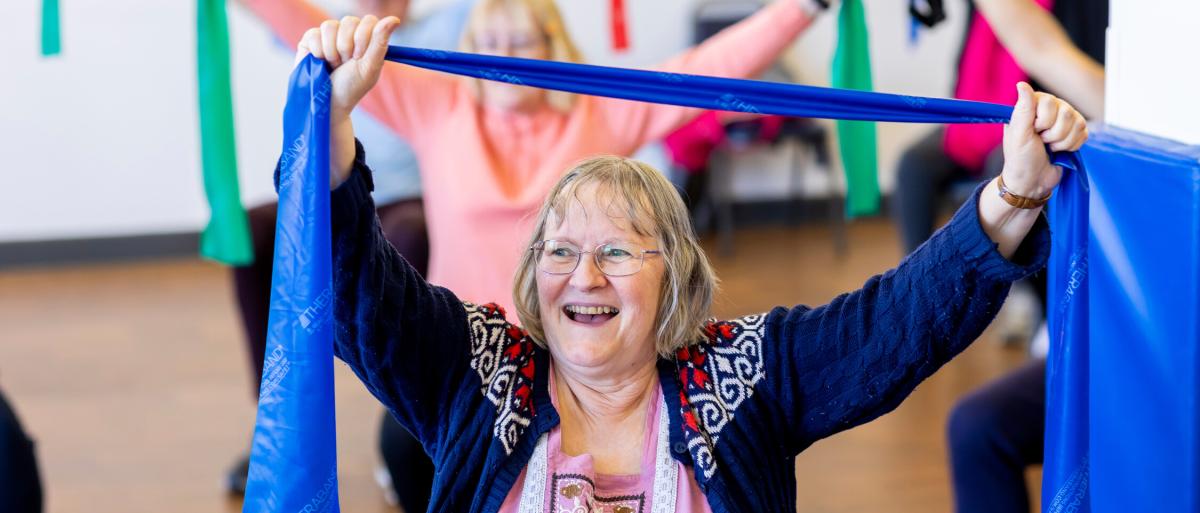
top-left (941, 181), bottom-right (1051, 283)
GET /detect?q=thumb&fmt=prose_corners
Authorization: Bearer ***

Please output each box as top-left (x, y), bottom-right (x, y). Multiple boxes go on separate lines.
top-left (1008, 81), bottom-right (1037, 134)
top-left (363, 16), bottom-right (401, 67)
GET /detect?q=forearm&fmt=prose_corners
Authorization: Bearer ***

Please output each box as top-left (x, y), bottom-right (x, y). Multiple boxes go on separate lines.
top-left (973, 0), bottom-right (1105, 118)
top-left (977, 177), bottom-right (1045, 259)
top-left (239, 0), bottom-right (330, 47)
top-left (1022, 50), bottom-right (1105, 119)
top-left (331, 115), bottom-right (356, 188)
top-left (328, 151), bottom-right (472, 443)
top-left (772, 185), bottom-right (1049, 445)
top-left (689, 0), bottom-right (813, 73)
top-left (604, 0), bottom-right (816, 145)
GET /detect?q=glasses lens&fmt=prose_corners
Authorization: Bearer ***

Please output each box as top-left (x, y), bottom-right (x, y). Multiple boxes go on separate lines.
top-left (597, 243), bottom-right (641, 276)
top-left (537, 241), bottom-right (579, 274)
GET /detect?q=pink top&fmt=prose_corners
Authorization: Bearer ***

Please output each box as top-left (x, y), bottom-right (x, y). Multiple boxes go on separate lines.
top-left (496, 369), bottom-right (712, 512)
top-left (243, 0), bottom-right (814, 314)
top-left (943, 0), bottom-right (1054, 170)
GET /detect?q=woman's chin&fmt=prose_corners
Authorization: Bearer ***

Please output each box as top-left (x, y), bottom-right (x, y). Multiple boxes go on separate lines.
top-left (551, 338), bottom-right (617, 369)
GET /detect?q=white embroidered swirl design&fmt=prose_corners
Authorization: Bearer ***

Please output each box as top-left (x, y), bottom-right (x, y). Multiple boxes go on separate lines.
top-left (463, 302), bottom-right (534, 454)
top-left (680, 314), bottom-right (767, 479)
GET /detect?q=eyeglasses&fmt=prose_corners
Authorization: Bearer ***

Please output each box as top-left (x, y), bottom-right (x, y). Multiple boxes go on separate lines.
top-left (531, 240), bottom-right (662, 277)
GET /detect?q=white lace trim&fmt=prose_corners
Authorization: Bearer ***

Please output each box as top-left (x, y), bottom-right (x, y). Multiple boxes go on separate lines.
top-left (650, 400), bottom-right (678, 513)
top-left (517, 433), bottom-right (549, 513)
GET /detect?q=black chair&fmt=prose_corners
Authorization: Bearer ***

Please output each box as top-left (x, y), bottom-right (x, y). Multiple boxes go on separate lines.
top-left (693, 0), bottom-right (846, 256)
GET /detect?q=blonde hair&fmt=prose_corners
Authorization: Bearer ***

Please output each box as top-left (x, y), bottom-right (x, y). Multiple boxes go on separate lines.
top-left (512, 156), bottom-right (718, 358)
top-left (458, 0), bottom-right (582, 112)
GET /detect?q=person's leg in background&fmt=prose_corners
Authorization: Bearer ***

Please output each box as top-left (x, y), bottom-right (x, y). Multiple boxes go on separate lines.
top-left (226, 202), bottom-right (279, 493)
top-left (947, 359), bottom-right (1047, 513)
top-left (891, 128), bottom-right (969, 254)
top-left (0, 387), bottom-right (43, 513)
top-left (379, 412), bottom-right (434, 512)
top-left (232, 203), bottom-right (279, 401)
top-left (374, 198), bottom-right (435, 512)
top-left (376, 198), bottom-right (429, 280)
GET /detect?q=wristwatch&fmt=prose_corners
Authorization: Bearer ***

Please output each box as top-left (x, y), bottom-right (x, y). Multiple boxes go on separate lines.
top-left (996, 175), bottom-right (1052, 209)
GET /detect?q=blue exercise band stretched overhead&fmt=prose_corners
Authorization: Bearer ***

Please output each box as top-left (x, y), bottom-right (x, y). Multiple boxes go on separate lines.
top-left (386, 46), bottom-right (1013, 123)
top-left (242, 50), bottom-right (1085, 512)
top-left (383, 45), bottom-right (1077, 173)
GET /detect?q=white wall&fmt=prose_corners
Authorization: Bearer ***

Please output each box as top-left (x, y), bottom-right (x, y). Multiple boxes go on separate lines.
top-left (4, 0), bottom-right (295, 242)
top-left (1105, 0), bottom-right (1200, 144)
top-left (2, 0), bottom-right (965, 243)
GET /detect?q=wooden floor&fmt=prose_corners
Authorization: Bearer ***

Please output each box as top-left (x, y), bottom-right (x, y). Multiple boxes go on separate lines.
top-left (0, 218), bottom-right (1040, 512)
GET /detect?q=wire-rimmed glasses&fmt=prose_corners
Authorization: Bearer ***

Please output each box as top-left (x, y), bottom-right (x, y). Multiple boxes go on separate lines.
top-left (531, 240), bottom-right (662, 277)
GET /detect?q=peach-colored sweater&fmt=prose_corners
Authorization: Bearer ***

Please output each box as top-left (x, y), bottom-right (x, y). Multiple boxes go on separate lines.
top-left (245, 0), bottom-right (814, 314)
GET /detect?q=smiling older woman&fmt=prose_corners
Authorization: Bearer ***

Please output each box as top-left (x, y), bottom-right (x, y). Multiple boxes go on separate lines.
top-left (308, 15), bottom-right (1086, 513)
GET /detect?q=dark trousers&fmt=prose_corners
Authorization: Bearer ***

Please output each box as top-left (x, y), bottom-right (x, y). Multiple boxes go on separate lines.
top-left (233, 198), bottom-right (433, 512)
top-left (0, 388), bottom-right (43, 513)
top-left (947, 359), bottom-right (1046, 513)
top-left (891, 128), bottom-right (1004, 254)
top-left (380, 412), bottom-right (434, 512)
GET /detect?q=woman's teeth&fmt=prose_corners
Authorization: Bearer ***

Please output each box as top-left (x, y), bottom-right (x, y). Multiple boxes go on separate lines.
top-left (565, 305), bottom-right (619, 315)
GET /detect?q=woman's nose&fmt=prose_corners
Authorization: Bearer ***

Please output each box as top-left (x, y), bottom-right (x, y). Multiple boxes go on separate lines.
top-left (568, 254), bottom-right (607, 290)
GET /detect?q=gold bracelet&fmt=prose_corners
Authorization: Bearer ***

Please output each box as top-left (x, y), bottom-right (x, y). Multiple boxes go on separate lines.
top-left (996, 175), bottom-right (1052, 209)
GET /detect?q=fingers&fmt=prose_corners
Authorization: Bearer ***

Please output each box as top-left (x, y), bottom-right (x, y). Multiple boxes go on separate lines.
top-left (362, 16), bottom-right (401, 66)
top-left (1010, 82), bottom-right (1089, 153)
top-left (295, 17), bottom-right (390, 68)
top-left (1009, 82), bottom-right (1037, 132)
top-left (336, 16), bottom-right (361, 64)
top-left (1036, 95), bottom-right (1089, 152)
top-left (1041, 103), bottom-right (1075, 143)
top-left (296, 27), bottom-right (322, 64)
top-left (1050, 119), bottom-right (1088, 152)
top-left (353, 15), bottom-right (377, 60)
top-left (320, 20), bottom-right (341, 67)
top-left (1034, 92), bottom-right (1061, 132)
top-left (297, 17), bottom-right (387, 68)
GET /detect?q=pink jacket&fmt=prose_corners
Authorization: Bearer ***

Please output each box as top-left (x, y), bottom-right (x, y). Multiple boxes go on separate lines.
top-left (245, 0), bottom-right (815, 314)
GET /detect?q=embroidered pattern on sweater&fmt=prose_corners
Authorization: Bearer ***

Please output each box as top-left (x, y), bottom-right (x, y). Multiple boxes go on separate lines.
top-left (675, 314), bottom-right (767, 479)
top-left (464, 302), bottom-right (537, 454)
top-left (550, 473), bottom-right (646, 513)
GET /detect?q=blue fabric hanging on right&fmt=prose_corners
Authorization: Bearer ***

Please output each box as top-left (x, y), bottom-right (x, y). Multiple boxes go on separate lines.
top-left (1044, 125), bottom-right (1200, 513)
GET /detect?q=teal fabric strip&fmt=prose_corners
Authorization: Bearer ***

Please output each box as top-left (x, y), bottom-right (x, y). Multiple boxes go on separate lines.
top-left (197, 0), bottom-right (253, 265)
top-left (41, 0), bottom-right (61, 56)
top-left (831, 0), bottom-right (879, 217)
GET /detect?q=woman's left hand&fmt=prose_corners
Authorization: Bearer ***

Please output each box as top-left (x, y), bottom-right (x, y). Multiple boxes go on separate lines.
top-left (978, 82), bottom-right (1088, 259)
top-left (999, 81), bottom-right (1088, 200)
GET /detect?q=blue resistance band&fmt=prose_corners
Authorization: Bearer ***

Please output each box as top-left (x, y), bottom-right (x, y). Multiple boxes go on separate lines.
top-left (383, 46), bottom-right (1078, 172)
top-left (386, 46), bottom-right (1011, 124)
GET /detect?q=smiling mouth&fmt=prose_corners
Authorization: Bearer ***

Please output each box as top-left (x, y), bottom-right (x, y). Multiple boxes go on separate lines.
top-left (563, 304), bottom-right (620, 325)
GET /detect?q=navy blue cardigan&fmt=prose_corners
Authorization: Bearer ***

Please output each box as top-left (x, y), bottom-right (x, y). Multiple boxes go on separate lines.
top-left (323, 145), bottom-right (1049, 512)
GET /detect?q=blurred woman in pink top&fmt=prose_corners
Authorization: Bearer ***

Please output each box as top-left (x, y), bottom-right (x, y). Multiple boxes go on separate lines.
top-left (246, 0), bottom-right (830, 315)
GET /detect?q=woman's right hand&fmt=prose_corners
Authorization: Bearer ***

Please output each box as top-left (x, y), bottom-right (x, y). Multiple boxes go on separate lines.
top-left (296, 15), bottom-right (401, 119)
top-left (295, 15), bottom-right (401, 187)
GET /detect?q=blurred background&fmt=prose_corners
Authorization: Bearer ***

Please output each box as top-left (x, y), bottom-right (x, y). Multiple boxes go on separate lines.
top-left (0, 0), bottom-right (1145, 511)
